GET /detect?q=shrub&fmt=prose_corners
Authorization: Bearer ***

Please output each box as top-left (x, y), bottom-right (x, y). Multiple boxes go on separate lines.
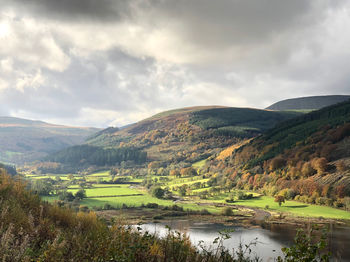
top-left (221, 207), bottom-right (234, 216)
top-left (146, 203), bottom-right (159, 209)
top-left (152, 187), bottom-right (165, 199)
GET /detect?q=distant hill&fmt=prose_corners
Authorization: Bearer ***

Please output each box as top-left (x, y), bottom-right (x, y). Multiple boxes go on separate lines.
top-left (216, 99), bottom-right (350, 202)
top-left (81, 106), bottom-right (301, 166)
top-left (0, 116), bottom-right (100, 164)
top-left (266, 95), bottom-right (350, 111)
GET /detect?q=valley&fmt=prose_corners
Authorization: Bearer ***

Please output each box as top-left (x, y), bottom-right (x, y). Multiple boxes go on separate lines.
top-left (26, 168), bottom-right (350, 221)
top-left (2, 95), bottom-right (350, 261)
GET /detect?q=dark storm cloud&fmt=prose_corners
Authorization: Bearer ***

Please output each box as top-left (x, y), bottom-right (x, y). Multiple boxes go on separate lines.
top-left (145, 0), bottom-right (313, 46)
top-left (3, 0), bottom-right (132, 22)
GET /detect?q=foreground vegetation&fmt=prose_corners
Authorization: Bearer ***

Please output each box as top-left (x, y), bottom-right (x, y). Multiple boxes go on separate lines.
top-left (0, 170), bottom-right (332, 261)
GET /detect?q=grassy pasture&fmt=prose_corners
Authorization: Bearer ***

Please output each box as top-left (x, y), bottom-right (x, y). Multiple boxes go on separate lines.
top-left (88, 170), bottom-right (110, 177)
top-left (192, 159), bottom-right (206, 168)
top-left (167, 178), bottom-right (209, 188)
top-left (68, 185), bottom-right (142, 197)
top-left (204, 195), bottom-right (350, 219)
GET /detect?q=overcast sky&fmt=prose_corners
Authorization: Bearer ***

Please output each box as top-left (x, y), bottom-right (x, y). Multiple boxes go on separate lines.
top-left (1, 0), bottom-right (350, 127)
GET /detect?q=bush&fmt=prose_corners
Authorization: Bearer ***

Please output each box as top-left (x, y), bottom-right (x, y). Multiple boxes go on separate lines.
top-left (146, 203), bottom-right (159, 209)
top-left (59, 191), bottom-right (75, 202)
top-left (221, 207), bottom-right (234, 216)
top-left (74, 189), bottom-right (86, 199)
top-left (153, 215), bottom-right (164, 220)
top-left (152, 186), bottom-right (165, 199)
top-left (200, 209), bottom-right (211, 215)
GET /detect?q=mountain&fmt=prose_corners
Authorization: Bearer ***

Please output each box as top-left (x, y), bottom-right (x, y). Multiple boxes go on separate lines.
top-left (216, 99), bottom-right (350, 203)
top-left (0, 116), bottom-right (100, 164)
top-left (266, 95), bottom-right (350, 111)
top-left (77, 106), bottom-right (302, 167)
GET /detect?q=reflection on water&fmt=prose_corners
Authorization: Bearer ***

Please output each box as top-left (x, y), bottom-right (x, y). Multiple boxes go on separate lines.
top-left (136, 220), bottom-right (350, 261)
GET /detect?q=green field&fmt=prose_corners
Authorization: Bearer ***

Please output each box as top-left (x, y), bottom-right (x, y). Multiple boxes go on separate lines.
top-left (192, 159), bottom-right (206, 168)
top-left (167, 178), bottom-right (208, 188)
top-left (68, 185), bottom-right (142, 197)
top-left (29, 172), bottom-right (350, 220)
top-left (205, 195), bottom-right (350, 220)
top-left (88, 171), bottom-right (110, 177)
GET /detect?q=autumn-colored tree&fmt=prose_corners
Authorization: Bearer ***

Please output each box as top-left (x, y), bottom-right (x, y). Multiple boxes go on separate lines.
top-left (319, 143), bottom-right (337, 160)
top-left (321, 184), bottom-right (331, 198)
top-left (180, 167), bottom-right (197, 177)
top-left (169, 169), bottom-right (180, 178)
top-left (248, 176), bottom-right (254, 185)
top-left (311, 157), bottom-right (327, 174)
top-left (148, 161), bottom-right (161, 169)
top-left (335, 185), bottom-right (346, 198)
top-left (301, 162), bottom-right (316, 177)
top-left (274, 195), bottom-right (285, 206)
top-left (241, 172), bottom-right (251, 182)
top-left (336, 160), bottom-right (347, 172)
top-left (344, 197), bottom-right (350, 211)
top-left (269, 157), bottom-right (286, 171)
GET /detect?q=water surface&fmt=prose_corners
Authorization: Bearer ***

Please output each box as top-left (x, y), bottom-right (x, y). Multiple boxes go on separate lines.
top-left (136, 220), bottom-right (350, 261)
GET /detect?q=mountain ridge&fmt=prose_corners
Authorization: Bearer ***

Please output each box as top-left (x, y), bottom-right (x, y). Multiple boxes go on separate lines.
top-left (0, 116), bottom-right (100, 164)
top-left (266, 95), bottom-right (350, 111)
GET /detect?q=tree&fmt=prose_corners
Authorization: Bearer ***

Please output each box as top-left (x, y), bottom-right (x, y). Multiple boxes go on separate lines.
top-left (301, 162), bottom-right (316, 177)
top-left (180, 167), bottom-right (197, 177)
top-left (31, 179), bottom-right (54, 196)
top-left (75, 189), bottom-right (86, 200)
top-left (336, 160), bottom-right (347, 172)
top-left (170, 169), bottom-right (180, 178)
top-left (179, 185), bottom-right (187, 196)
top-left (311, 157), bottom-right (327, 174)
top-left (59, 191), bottom-right (75, 202)
top-left (151, 187), bottom-right (165, 199)
top-left (269, 157), bottom-right (286, 171)
top-left (274, 195), bottom-right (285, 206)
top-left (344, 197), bottom-right (350, 211)
top-left (221, 207), bottom-right (234, 216)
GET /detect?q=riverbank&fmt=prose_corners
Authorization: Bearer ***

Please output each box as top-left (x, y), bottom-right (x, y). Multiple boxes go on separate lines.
top-left (96, 203), bottom-right (350, 229)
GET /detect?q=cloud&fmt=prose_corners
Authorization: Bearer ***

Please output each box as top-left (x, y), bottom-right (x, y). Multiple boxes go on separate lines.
top-left (0, 15), bottom-right (70, 72)
top-left (2, 0), bottom-right (132, 22)
top-left (0, 0), bottom-right (349, 127)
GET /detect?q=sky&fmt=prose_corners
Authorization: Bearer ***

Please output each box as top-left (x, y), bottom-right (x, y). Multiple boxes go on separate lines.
top-left (0, 0), bottom-right (350, 127)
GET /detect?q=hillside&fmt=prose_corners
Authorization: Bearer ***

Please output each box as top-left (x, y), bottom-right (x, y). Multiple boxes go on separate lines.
top-left (214, 100), bottom-right (350, 206)
top-left (82, 106), bottom-right (301, 167)
top-left (0, 116), bottom-right (99, 164)
top-left (266, 95), bottom-right (350, 111)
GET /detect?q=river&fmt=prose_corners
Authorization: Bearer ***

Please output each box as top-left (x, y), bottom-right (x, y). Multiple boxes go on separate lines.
top-left (136, 220), bottom-right (350, 261)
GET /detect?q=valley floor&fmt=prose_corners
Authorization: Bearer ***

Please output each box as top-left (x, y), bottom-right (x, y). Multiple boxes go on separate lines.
top-left (33, 171), bottom-right (350, 225)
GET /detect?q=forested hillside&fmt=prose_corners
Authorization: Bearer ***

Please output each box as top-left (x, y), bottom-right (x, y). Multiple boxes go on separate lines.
top-left (0, 117), bottom-right (99, 164)
top-left (212, 99), bottom-right (350, 207)
top-left (47, 145), bottom-right (147, 166)
top-left (266, 95), bottom-right (350, 111)
top-left (83, 106), bottom-right (300, 167)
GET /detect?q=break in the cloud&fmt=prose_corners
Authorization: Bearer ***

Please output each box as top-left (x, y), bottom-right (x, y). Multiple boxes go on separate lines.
top-left (0, 0), bottom-right (349, 127)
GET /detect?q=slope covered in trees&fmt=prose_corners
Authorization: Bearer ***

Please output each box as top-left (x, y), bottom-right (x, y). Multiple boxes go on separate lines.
top-left (214, 99), bottom-right (350, 208)
top-left (266, 95), bottom-right (350, 111)
top-left (85, 106), bottom-right (301, 167)
top-left (47, 144), bottom-right (147, 167)
top-left (0, 117), bottom-right (99, 164)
